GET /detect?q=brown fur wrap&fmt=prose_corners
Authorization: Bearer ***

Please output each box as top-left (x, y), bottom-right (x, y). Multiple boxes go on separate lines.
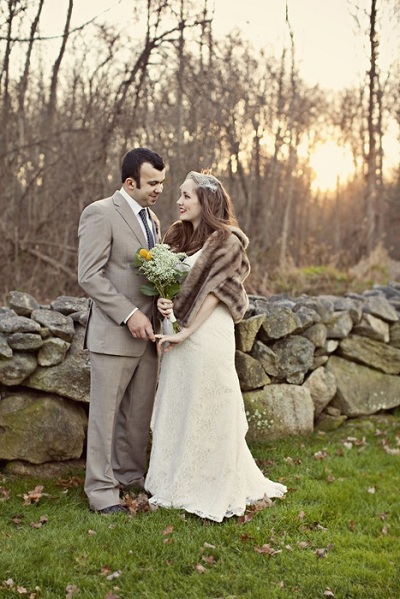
top-left (173, 227), bottom-right (251, 328)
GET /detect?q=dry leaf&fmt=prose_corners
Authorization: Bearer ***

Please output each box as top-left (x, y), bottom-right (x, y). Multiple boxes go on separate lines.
top-left (104, 593), bottom-right (120, 599)
top-left (383, 446), bottom-right (400, 455)
top-left (195, 564), bottom-right (206, 573)
top-left (106, 571), bottom-right (122, 581)
top-left (367, 487), bottom-right (376, 494)
top-left (57, 476), bottom-right (84, 488)
top-left (162, 525), bottom-right (174, 535)
top-left (297, 541), bottom-right (310, 549)
top-left (22, 486), bottom-right (49, 505)
top-left (65, 585), bottom-right (79, 599)
top-left (315, 548), bottom-right (327, 558)
top-left (16, 587), bottom-right (28, 594)
top-left (324, 588), bottom-right (335, 597)
top-left (254, 544), bottom-right (281, 556)
top-left (201, 554), bottom-right (216, 565)
top-left (0, 486), bottom-right (11, 501)
top-left (203, 542), bottom-right (216, 549)
top-left (297, 510), bottom-right (305, 520)
top-left (100, 566), bottom-right (112, 577)
top-left (88, 530), bottom-right (96, 536)
top-left (314, 451), bottom-right (329, 460)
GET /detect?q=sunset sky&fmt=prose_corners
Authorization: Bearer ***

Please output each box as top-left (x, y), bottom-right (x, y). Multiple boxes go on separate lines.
top-left (42, 0), bottom-right (398, 90)
top-left (40, 0), bottom-right (399, 190)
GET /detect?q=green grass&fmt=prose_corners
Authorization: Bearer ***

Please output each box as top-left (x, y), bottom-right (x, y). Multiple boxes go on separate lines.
top-left (1, 414), bottom-right (399, 599)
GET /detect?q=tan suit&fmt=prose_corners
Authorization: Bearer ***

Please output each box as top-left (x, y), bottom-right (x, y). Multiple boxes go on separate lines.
top-left (78, 191), bottom-right (160, 510)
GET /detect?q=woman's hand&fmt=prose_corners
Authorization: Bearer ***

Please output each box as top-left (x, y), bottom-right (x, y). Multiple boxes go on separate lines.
top-left (157, 297), bottom-right (173, 318)
top-left (155, 328), bottom-right (190, 352)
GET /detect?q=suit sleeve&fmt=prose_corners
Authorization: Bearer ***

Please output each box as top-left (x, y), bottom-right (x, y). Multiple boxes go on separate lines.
top-left (78, 203), bottom-right (137, 325)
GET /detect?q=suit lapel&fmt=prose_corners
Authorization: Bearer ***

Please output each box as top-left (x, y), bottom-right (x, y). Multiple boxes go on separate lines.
top-left (112, 191), bottom-right (147, 247)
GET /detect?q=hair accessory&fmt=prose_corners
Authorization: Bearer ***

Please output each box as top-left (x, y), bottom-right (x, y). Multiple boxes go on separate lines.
top-left (186, 171), bottom-right (219, 193)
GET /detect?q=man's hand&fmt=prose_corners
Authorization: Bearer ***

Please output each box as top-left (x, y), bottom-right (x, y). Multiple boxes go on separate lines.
top-left (126, 310), bottom-right (155, 342)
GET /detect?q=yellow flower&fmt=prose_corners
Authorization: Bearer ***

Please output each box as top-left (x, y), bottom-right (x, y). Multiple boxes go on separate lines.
top-left (139, 248), bottom-right (152, 261)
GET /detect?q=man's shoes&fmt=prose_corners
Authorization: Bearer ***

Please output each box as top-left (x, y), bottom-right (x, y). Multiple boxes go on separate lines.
top-left (98, 504), bottom-right (129, 515)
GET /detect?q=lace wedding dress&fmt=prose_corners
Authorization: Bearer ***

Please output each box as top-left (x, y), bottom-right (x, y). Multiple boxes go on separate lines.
top-left (145, 251), bottom-right (287, 522)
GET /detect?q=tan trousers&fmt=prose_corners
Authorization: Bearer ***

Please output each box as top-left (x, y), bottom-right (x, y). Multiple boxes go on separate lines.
top-left (84, 343), bottom-right (157, 511)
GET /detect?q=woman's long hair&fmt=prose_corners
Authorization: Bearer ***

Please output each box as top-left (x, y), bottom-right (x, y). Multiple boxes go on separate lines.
top-left (163, 174), bottom-right (239, 255)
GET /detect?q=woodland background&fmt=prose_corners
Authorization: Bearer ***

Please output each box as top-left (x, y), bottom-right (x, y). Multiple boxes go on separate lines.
top-left (1, 0), bottom-right (400, 304)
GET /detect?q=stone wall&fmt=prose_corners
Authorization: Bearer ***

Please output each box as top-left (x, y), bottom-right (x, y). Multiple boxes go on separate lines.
top-left (1, 284), bottom-right (400, 468)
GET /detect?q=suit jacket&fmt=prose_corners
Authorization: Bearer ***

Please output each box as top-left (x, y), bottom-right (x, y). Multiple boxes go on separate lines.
top-left (78, 191), bottom-right (161, 356)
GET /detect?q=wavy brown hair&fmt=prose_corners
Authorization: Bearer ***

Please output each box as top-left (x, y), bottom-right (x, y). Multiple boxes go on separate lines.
top-left (163, 173), bottom-right (240, 255)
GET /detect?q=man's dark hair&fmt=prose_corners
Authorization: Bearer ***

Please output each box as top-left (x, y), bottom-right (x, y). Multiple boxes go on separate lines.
top-left (121, 147), bottom-right (165, 187)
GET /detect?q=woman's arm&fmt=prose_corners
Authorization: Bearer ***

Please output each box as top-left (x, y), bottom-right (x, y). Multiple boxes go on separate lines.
top-left (156, 293), bottom-right (219, 352)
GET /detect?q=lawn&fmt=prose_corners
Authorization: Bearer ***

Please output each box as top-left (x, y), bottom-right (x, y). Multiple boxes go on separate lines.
top-left (1, 414), bottom-right (399, 599)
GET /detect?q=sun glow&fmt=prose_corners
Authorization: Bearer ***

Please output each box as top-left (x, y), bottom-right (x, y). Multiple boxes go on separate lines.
top-left (309, 141), bottom-right (356, 193)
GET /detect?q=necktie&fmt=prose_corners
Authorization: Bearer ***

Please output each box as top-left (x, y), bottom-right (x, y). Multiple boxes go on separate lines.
top-left (138, 208), bottom-right (155, 249)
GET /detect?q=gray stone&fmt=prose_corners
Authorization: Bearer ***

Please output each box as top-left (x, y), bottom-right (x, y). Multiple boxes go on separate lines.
top-left (31, 308), bottom-right (75, 342)
top-left (322, 295), bottom-right (363, 324)
top-left (292, 305), bottom-right (321, 330)
top-left (8, 290), bottom-right (40, 316)
top-left (235, 314), bottom-right (266, 352)
top-left (272, 335), bottom-right (315, 384)
top-left (0, 313), bottom-right (41, 334)
top-left (0, 390), bottom-right (87, 464)
top-left (303, 366), bottom-right (337, 418)
top-left (295, 296), bottom-right (334, 324)
top-left (362, 294), bottom-right (399, 323)
top-left (352, 313), bottom-right (390, 343)
top-left (302, 323), bottom-right (327, 348)
top-left (7, 333), bottom-right (43, 351)
top-left (235, 350), bottom-right (271, 391)
top-left (243, 384), bottom-right (314, 442)
top-left (389, 321), bottom-right (400, 349)
top-left (311, 355), bottom-right (329, 370)
top-left (258, 306), bottom-right (302, 342)
top-left (339, 334), bottom-right (400, 375)
top-left (50, 296), bottom-right (89, 315)
top-left (25, 324), bottom-right (90, 402)
top-left (0, 333), bottom-right (12, 359)
top-left (38, 337), bottom-right (71, 367)
top-left (2, 459), bottom-right (85, 478)
top-left (0, 352), bottom-right (37, 385)
top-left (315, 413), bottom-right (347, 431)
top-left (325, 311), bottom-right (354, 339)
top-left (250, 340), bottom-right (279, 377)
top-left (327, 355), bottom-right (400, 416)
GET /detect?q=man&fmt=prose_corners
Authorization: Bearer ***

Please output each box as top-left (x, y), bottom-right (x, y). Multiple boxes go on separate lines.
top-left (78, 147), bottom-right (165, 514)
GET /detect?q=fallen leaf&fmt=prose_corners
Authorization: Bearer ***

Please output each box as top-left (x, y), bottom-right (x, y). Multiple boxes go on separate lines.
top-left (201, 554), bottom-right (216, 565)
top-left (237, 513), bottom-right (254, 525)
top-left (163, 537), bottom-right (173, 544)
top-left (65, 584), bottom-right (79, 598)
top-left (383, 446), bottom-right (400, 455)
top-left (29, 516), bottom-right (48, 529)
top-left (315, 548), bottom-right (327, 558)
top-left (88, 530), bottom-right (96, 536)
top-left (297, 541), bottom-right (310, 549)
top-left (381, 525), bottom-right (389, 536)
top-left (254, 544), bottom-right (281, 556)
top-left (21, 486), bottom-right (50, 505)
top-left (100, 566), bottom-right (112, 577)
top-left (203, 542), bottom-right (216, 549)
top-left (11, 514), bottom-right (24, 526)
top-left (56, 476), bottom-right (84, 488)
top-left (348, 520), bottom-right (356, 532)
top-left (162, 525), bottom-right (174, 535)
top-left (314, 450), bottom-right (329, 460)
top-left (379, 512), bottom-right (389, 521)
top-left (327, 475), bottom-right (335, 483)
top-left (106, 571), bottom-right (122, 581)
top-left (195, 564), bottom-right (206, 573)
top-left (324, 588), bottom-right (335, 597)
top-left (104, 593), bottom-right (120, 599)
top-left (297, 510), bottom-right (305, 520)
top-left (0, 486), bottom-right (11, 501)
top-left (367, 487), bottom-right (376, 494)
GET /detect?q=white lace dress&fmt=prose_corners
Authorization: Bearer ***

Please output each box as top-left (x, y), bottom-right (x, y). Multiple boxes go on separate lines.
top-left (145, 250), bottom-right (287, 522)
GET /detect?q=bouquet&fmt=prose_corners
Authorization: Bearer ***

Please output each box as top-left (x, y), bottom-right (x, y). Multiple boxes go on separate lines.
top-left (132, 243), bottom-right (190, 332)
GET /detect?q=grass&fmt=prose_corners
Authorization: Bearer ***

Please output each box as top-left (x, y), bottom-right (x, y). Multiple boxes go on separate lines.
top-left (1, 414), bottom-right (399, 599)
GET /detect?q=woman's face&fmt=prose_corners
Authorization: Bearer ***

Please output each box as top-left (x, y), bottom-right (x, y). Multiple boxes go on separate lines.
top-left (177, 179), bottom-right (202, 229)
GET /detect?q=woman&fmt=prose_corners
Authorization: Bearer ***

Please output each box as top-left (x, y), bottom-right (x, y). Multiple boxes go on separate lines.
top-left (145, 171), bottom-right (287, 522)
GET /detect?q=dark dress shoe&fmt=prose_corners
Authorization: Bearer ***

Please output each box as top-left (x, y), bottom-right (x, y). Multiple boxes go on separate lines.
top-left (98, 504), bottom-right (129, 515)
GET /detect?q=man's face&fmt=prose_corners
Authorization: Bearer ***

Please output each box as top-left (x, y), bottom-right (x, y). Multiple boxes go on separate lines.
top-left (126, 162), bottom-right (166, 208)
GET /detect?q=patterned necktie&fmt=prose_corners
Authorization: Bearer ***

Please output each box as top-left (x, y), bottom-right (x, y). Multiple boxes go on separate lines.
top-left (138, 208), bottom-right (155, 249)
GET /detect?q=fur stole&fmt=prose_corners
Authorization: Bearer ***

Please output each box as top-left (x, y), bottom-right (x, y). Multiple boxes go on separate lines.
top-left (173, 227), bottom-right (251, 328)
